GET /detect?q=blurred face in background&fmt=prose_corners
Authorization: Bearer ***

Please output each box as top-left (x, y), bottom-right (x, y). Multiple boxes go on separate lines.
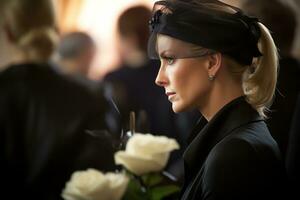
top-left (76, 44), bottom-right (96, 76)
top-left (155, 34), bottom-right (213, 113)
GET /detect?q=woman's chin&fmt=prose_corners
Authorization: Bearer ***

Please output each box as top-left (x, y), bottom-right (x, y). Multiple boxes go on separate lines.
top-left (172, 103), bottom-right (188, 113)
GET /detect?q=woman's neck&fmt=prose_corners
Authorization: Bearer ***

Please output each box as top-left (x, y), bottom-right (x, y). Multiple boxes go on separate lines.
top-left (200, 78), bottom-right (244, 121)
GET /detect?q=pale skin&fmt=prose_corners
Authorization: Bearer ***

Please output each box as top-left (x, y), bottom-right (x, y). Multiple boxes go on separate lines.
top-left (155, 34), bottom-right (244, 121)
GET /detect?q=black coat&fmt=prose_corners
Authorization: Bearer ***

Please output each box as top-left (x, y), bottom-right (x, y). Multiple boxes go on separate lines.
top-left (0, 63), bottom-right (115, 200)
top-left (180, 97), bottom-right (288, 200)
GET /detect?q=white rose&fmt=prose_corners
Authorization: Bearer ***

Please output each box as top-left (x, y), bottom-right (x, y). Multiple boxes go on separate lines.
top-left (114, 133), bottom-right (180, 175)
top-left (62, 169), bottom-right (129, 200)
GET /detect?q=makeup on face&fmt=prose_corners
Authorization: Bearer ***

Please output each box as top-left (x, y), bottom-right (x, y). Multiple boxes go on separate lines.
top-left (156, 35), bottom-right (213, 113)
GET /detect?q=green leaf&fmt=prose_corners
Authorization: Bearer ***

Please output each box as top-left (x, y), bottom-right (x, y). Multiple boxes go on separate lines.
top-left (123, 179), bottom-right (148, 200)
top-left (149, 185), bottom-right (181, 200)
top-left (142, 173), bottom-right (163, 187)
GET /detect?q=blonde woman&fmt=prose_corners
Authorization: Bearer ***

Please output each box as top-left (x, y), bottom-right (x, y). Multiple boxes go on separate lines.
top-left (148, 0), bottom-right (288, 199)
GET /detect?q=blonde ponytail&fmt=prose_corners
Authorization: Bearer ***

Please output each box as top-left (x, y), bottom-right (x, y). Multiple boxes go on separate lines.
top-left (243, 22), bottom-right (278, 118)
top-left (18, 27), bottom-right (58, 62)
top-left (4, 0), bottom-right (57, 63)
top-left (192, 2), bottom-right (278, 117)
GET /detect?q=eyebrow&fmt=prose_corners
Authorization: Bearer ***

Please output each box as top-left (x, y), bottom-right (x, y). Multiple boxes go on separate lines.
top-left (159, 50), bottom-right (174, 58)
top-left (159, 51), bottom-right (167, 58)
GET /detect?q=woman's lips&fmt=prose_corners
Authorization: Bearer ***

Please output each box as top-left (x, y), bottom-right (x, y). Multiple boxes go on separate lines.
top-left (166, 92), bottom-right (176, 101)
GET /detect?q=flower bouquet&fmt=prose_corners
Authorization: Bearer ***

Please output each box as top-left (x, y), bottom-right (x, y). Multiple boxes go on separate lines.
top-left (62, 112), bottom-right (181, 200)
top-left (115, 133), bottom-right (180, 200)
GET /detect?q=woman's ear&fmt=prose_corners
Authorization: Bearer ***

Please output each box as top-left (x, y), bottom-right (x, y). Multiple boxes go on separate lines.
top-left (206, 53), bottom-right (222, 79)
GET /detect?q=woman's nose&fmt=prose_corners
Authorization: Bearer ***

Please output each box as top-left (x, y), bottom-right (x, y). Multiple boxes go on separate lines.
top-left (155, 66), bottom-right (168, 87)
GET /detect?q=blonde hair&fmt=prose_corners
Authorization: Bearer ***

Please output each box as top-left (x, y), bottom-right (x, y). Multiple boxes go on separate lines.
top-left (200, 2), bottom-right (278, 117)
top-left (225, 23), bottom-right (278, 118)
top-left (18, 27), bottom-right (58, 62)
top-left (5, 0), bottom-right (58, 62)
top-left (242, 23), bottom-right (278, 117)
top-left (157, 1), bottom-right (278, 117)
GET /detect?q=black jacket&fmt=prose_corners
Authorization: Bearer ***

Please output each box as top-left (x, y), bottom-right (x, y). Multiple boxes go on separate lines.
top-left (181, 97), bottom-right (288, 200)
top-left (0, 63), bottom-right (115, 200)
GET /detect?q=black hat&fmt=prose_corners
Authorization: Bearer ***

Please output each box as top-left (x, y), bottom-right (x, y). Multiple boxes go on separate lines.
top-left (148, 0), bottom-right (262, 65)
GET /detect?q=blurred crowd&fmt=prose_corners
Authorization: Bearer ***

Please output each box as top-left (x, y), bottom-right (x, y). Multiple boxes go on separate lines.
top-left (0, 0), bottom-right (299, 199)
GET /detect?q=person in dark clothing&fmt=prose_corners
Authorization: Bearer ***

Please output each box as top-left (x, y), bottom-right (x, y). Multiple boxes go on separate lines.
top-left (148, 0), bottom-right (288, 199)
top-left (0, 0), bottom-right (115, 199)
top-left (52, 31), bottom-right (97, 78)
top-left (286, 93), bottom-right (300, 195)
top-left (104, 58), bottom-right (170, 135)
top-left (0, 63), bottom-right (115, 200)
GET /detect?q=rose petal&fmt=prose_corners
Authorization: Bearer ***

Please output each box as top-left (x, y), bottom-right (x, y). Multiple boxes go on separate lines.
top-left (106, 173), bottom-right (129, 200)
top-left (115, 151), bottom-right (167, 175)
top-left (61, 169), bottom-right (128, 200)
top-left (126, 133), bottom-right (180, 157)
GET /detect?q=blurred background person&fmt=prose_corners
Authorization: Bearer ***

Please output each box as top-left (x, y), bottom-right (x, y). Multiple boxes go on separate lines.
top-left (0, 0), bottom-right (56, 69)
top-left (0, 0), bottom-right (116, 199)
top-left (0, 0), bottom-right (23, 70)
top-left (104, 5), bottom-right (165, 133)
top-left (288, 0), bottom-right (300, 59)
top-left (103, 5), bottom-right (199, 183)
top-left (51, 31), bottom-right (96, 78)
top-left (286, 93), bottom-right (300, 194)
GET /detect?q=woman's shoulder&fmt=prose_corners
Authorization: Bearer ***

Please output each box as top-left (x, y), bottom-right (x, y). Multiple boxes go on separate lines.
top-left (201, 131), bottom-right (287, 199)
top-left (206, 122), bottom-right (282, 170)
top-left (0, 62), bottom-right (52, 81)
top-left (0, 62), bottom-right (106, 102)
top-left (200, 118), bottom-right (288, 196)
top-left (0, 62), bottom-right (30, 75)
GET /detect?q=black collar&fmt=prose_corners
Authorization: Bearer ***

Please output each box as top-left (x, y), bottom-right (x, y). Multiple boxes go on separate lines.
top-left (183, 96), bottom-right (263, 185)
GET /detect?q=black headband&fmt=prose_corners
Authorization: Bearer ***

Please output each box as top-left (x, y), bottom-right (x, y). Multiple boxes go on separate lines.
top-left (148, 0), bottom-right (263, 65)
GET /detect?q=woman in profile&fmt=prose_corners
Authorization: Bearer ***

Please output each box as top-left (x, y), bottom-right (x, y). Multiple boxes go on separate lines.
top-left (148, 0), bottom-right (288, 199)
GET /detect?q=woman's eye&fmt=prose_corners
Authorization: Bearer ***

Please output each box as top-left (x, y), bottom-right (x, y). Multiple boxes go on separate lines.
top-left (166, 57), bottom-right (175, 65)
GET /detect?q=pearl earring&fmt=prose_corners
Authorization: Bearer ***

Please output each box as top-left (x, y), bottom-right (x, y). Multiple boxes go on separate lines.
top-left (208, 74), bottom-right (215, 81)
